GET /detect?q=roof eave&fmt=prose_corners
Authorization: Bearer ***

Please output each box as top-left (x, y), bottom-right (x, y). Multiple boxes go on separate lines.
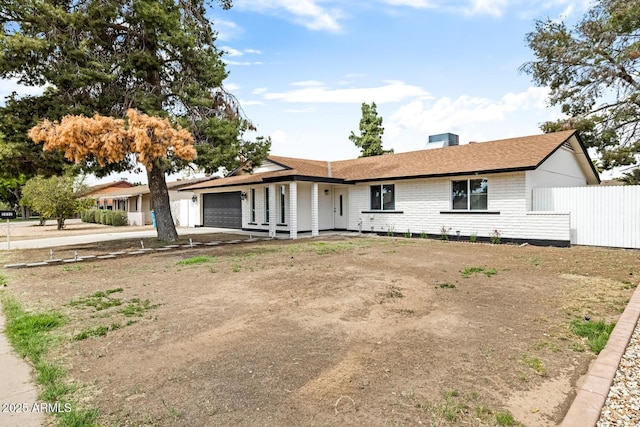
top-left (344, 166), bottom-right (537, 184)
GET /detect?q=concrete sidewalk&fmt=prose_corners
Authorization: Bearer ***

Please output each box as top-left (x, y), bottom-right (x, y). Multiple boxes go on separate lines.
top-left (0, 226), bottom-right (257, 250)
top-left (0, 311), bottom-right (44, 427)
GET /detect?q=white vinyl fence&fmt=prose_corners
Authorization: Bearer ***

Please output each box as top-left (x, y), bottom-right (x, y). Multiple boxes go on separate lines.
top-left (532, 185), bottom-right (640, 249)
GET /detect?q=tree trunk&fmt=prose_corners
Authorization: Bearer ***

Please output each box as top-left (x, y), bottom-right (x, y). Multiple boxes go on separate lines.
top-left (57, 216), bottom-right (65, 230)
top-left (147, 166), bottom-right (179, 242)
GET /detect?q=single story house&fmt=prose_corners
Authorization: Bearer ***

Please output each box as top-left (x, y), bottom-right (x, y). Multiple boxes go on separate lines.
top-left (180, 130), bottom-right (600, 246)
top-left (88, 178), bottom-right (212, 226)
top-left (82, 180), bottom-right (135, 210)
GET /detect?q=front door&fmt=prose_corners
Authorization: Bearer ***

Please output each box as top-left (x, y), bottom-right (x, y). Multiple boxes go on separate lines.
top-left (333, 188), bottom-right (348, 229)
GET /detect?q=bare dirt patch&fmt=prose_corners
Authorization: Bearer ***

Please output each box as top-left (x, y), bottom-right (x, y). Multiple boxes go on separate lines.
top-left (1, 237), bottom-right (638, 426)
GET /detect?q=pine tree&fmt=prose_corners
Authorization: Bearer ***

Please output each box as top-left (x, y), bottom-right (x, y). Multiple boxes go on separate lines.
top-left (0, 0), bottom-right (270, 241)
top-left (349, 102), bottom-right (393, 157)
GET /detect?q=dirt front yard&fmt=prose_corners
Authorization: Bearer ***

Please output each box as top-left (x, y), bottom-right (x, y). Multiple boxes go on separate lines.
top-left (1, 236), bottom-right (638, 426)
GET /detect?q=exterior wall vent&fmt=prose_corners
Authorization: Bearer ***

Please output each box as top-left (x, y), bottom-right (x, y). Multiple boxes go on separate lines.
top-left (427, 133), bottom-right (459, 149)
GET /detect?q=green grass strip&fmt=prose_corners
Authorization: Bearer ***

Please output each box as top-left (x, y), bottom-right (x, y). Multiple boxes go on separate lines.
top-left (0, 293), bottom-right (99, 426)
top-left (570, 318), bottom-right (615, 354)
top-left (177, 255), bottom-right (216, 265)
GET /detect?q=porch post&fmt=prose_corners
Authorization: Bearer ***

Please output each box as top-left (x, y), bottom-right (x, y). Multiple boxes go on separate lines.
top-left (268, 184), bottom-right (276, 238)
top-left (289, 181), bottom-right (297, 240)
top-left (311, 183), bottom-right (319, 237)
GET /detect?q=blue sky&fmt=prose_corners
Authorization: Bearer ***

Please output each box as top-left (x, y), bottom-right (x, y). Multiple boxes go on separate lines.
top-left (213, 0), bottom-right (590, 161)
top-left (1, 0), bottom-right (597, 182)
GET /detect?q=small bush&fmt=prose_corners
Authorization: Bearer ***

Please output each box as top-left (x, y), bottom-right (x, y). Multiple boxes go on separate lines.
top-left (112, 211), bottom-right (127, 226)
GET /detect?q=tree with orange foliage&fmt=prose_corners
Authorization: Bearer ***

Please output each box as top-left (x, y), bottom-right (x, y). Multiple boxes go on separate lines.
top-left (29, 110), bottom-right (197, 241)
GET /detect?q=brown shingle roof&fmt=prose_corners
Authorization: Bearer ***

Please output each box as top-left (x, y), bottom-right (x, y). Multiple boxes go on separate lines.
top-left (182, 130), bottom-right (594, 190)
top-left (82, 180), bottom-right (133, 196)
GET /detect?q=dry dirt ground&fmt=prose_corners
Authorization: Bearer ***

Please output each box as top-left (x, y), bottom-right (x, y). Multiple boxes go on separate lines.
top-left (1, 232), bottom-right (639, 427)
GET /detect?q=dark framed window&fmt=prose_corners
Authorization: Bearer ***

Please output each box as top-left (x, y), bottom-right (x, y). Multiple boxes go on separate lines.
top-left (264, 187), bottom-right (270, 223)
top-left (250, 188), bottom-right (256, 222)
top-left (280, 185), bottom-right (286, 223)
top-left (370, 184), bottom-right (395, 210)
top-left (452, 179), bottom-right (487, 210)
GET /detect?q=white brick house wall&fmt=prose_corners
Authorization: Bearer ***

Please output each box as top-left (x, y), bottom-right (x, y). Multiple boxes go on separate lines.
top-left (348, 173), bottom-right (570, 242)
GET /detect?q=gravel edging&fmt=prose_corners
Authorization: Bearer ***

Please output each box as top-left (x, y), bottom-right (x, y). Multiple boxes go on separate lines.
top-left (597, 324), bottom-right (640, 426)
top-left (561, 284), bottom-right (640, 427)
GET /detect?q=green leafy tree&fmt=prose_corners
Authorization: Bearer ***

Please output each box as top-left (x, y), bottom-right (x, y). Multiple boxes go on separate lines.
top-left (618, 168), bottom-right (640, 184)
top-left (349, 102), bottom-right (393, 157)
top-left (521, 0), bottom-right (640, 170)
top-left (21, 176), bottom-right (92, 230)
top-left (0, 0), bottom-right (270, 241)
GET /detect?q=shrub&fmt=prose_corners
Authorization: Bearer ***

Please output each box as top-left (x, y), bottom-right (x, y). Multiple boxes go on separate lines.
top-left (112, 211), bottom-right (127, 226)
top-left (94, 209), bottom-right (102, 224)
top-left (99, 210), bottom-right (107, 225)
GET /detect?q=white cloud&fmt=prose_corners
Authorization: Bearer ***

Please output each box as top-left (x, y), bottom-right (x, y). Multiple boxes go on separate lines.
top-left (252, 87), bottom-right (268, 94)
top-left (383, 0), bottom-right (435, 8)
top-left (290, 80), bottom-right (324, 86)
top-left (0, 78), bottom-right (46, 105)
top-left (387, 86), bottom-right (549, 136)
top-left (262, 80), bottom-right (432, 104)
top-left (270, 129), bottom-right (289, 144)
top-left (380, 0), bottom-right (589, 18)
top-left (212, 19), bottom-right (243, 41)
top-left (283, 107), bottom-right (317, 113)
top-left (463, 0), bottom-right (509, 17)
top-left (244, 49), bottom-right (263, 54)
top-left (223, 59), bottom-right (263, 66)
top-left (224, 83), bottom-right (241, 91)
top-left (222, 46), bottom-right (243, 57)
top-left (235, 0), bottom-right (343, 32)
top-left (239, 99), bottom-right (265, 106)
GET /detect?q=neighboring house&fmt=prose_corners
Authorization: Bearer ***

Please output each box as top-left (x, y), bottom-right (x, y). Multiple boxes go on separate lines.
top-left (82, 180), bottom-right (135, 210)
top-left (88, 178), bottom-right (212, 226)
top-left (180, 130), bottom-right (600, 247)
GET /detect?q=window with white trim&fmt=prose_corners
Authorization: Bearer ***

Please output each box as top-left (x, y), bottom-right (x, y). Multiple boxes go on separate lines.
top-left (279, 185), bottom-right (286, 223)
top-left (250, 188), bottom-right (256, 222)
top-left (264, 187), bottom-right (270, 223)
top-left (370, 184), bottom-right (395, 210)
top-left (452, 178), bottom-right (488, 210)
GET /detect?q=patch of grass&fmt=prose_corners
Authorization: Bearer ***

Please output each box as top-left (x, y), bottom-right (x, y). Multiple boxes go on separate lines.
top-left (621, 280), bottom-right (637, 290)
top-left (69, 289), bottom-right (123, 311)
top-left (438, 282), bottom-right (456, 289)
top-left (521, 354), bottom-right (547, 376)
top-left (177, 255), bottom-right (216, 266)
top-left (531, 340), bottom-right (561, 353)
top-left (307, 241), bottom-right (354, 255)
top-left (460, 266), bottom-right (498, 278)
top-left (57, 407), bottom-right (100, 427)
top-left (73, 325), bottom-right (109, 341)
top-left (62, 265), bottom-right (83, 272)
top-left (570, 318), bottom-right (615, 354)
top-left (495, 410), bottom-right (516, 426)
top-left (569, 342), bottom-right (586, 352)
top-left (244, 246), bottom-right (282, 256)
top-left (119, 298), bottom-right (160, 318)
top-left (0, 273), bottom-right (6, 286)
top-left (0, 294), bottom-right (97, 425)
top-left (1, 296), bottom-right (66, 361)
top-left (397, 309), bottom-right (415, 315)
